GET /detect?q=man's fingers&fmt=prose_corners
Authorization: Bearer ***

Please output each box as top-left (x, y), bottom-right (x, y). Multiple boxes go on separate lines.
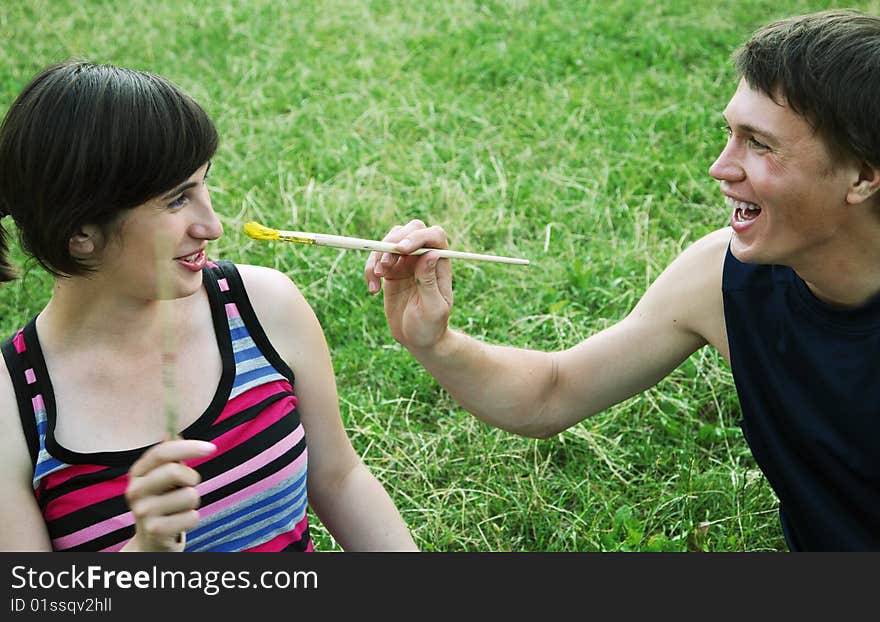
top-left (365, 251), bottom-right (382, 293)
top-left (411, 252), bottom-right (451, 311)
top-left (395, 224), bottom-right (450, 254)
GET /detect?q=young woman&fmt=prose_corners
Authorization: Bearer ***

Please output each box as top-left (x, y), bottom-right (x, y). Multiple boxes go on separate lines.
top-left (0, 60), bottom-right (417, 552)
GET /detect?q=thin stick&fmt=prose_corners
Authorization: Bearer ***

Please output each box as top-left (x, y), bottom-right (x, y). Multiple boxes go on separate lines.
top-left (154, 233), bottom-right (187, 546)
top-left (273, 229), bottom-right (530, 265)
top-left (154, 233), bottom-right (179, 439)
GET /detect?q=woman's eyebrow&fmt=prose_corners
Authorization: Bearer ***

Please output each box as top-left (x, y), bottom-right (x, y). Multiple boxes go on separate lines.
top-left (161, 181), bottom-right (197, 200)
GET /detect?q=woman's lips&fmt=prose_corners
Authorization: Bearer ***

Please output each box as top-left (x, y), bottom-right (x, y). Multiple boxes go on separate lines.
top-left (174, 248), bottom-right (207, 271)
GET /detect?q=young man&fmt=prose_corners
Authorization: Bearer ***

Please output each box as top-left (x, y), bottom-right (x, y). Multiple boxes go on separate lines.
top-left (364, 10), bottom-right (880, 551)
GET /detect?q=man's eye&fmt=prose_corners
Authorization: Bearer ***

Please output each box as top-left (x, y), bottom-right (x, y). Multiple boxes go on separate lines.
top-left (721, 125), bottom-right (732, 137)
top-left (749, 137), bottom-right (770, 151)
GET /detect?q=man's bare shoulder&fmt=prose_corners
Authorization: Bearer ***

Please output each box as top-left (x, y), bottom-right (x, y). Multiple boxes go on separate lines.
top-left (656, 226), bottom-right (730, 290)
top-left (679, 226), bottom-right (732, 264)
top-left (671, 226), bottom-right (731, 354)
top-left (631, 227), bottom-right (731, 355)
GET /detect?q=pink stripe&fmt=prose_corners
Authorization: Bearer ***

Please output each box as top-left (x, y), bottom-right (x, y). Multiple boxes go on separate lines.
top-left (59, 448), bottom-right (307, 551)
top-left (206, 261), bottom-right (219, 269)
top-left (225, 302), bottom-right (240, 319)
top-left (42, 463), bottom-right (110, 491)
top-left (44, 474), bottom-right (129, 521)
top-left (186, 396), bottom-right (297, 469)
top-left (198, 448), bottom-right (307, 519)
top-left (215, 381), bottom-right (296, 425)
top-left (25, 368), bottom-right (36, 384)
top-left (52, 510), bottom-right (134, 550)
top-left (243, 515), bottom-right (311, 552)
top-left (197, 426), bottom-right (305, 499)
top-left (32, 394), bottom-right (45, 413)
top-left (100, 540), bottom-right (126, 553)
top-left (13, 330), bottom-right (25, 353)
top-left (218, 278), bottom-right (229, 292)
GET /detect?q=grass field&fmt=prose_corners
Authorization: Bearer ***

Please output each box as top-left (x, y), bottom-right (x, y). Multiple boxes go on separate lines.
top-left (2, 0), bottom-right (876, 551)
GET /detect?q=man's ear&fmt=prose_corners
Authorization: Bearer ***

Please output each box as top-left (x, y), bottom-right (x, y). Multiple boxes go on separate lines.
top-left (68, 225), bottom-right (102, 259)
top-left (846, 162), bottom-right (880, 205)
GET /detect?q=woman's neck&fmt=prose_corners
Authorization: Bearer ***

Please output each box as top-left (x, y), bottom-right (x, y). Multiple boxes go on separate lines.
top-left (38, 274), bottom-right (196, 353)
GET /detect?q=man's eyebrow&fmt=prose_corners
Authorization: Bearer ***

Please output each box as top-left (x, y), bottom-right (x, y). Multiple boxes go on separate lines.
top-left (722, 114), bottom-right (782, 144)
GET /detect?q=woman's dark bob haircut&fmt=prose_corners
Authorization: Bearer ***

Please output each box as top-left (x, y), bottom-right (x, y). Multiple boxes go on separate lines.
top-left (0, 60), bottom-right (218, 281)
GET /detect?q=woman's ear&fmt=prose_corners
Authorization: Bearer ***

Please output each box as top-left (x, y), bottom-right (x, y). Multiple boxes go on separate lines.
top-left (846, 162), bottom-right (880, 205)
top-left (68, 225), bottom-right (102, 259)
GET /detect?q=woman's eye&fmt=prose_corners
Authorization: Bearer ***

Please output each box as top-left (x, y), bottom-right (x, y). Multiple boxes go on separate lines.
top-left (168, 194), bottom-right (189, 210)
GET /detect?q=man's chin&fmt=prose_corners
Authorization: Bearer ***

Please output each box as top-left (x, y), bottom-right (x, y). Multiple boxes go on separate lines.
top-left (729, 235), bottom-right (764, 265)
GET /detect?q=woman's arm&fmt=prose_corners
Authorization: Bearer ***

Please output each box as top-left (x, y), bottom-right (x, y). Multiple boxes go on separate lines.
top-left (0, 360), bottom-right (52, 551)
top-left (237, 264), bottom-right (417, 551)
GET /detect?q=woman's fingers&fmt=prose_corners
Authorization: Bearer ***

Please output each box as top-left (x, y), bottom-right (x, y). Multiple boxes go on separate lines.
top-left (124, 439), bottom-right (216, 551)
top-left (126, 461), bottom-right (202, 503)
top-left (129, 439), bottom-right (216, 478)
top-left (138, 510), bottom-right (201, 540)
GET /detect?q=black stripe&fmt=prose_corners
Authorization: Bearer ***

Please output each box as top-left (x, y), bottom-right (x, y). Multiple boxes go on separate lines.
top-left (188, 391), bottom-right (297, 443)
top-left (37, 464), bottom-right (128, 508)
top-left (280, 527), bottom-right (312, 552)
top-left (214, 261), bottom-right (296, 384)
top-left (45, 489), bottom-right (132, 538)
top-left (193, 403), bottom-right (302, 483)
top-left (199, 434), bottom-right (307, 508)
top-left (21, 320), bottom-right (64, 464)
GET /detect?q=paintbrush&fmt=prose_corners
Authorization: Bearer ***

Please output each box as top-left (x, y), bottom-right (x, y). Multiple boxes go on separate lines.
top-left (244, 221), bottom-right (530, 266)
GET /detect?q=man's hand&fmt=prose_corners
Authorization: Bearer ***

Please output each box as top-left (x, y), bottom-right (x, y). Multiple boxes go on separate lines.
top-left (364, 220), bottom-right (454, 350)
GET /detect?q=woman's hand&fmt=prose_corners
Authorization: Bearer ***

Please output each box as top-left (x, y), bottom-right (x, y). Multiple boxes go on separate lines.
top-left (123, 439), bottom-right (216, 552)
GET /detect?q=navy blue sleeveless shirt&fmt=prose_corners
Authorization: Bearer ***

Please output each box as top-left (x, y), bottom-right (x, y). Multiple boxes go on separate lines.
top-left (722, 246), bottom-right (880, 550)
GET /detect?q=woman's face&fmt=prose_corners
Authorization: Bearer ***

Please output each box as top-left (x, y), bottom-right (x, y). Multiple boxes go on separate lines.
top-left (95, 162), bottom-right (222, 300)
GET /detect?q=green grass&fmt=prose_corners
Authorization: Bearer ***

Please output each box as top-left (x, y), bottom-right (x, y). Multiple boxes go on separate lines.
top-left (3, 0), bottom-right (874, 551)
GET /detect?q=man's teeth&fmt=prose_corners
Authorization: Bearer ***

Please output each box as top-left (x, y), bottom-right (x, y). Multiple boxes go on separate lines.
top-left (725, 196), bottom-right (761, 212)
top-left (179, 251), bottom-right (200, 262)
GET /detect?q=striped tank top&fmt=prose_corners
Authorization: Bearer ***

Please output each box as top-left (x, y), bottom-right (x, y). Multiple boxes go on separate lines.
top-left (0, 260), bottom-right (313, 552)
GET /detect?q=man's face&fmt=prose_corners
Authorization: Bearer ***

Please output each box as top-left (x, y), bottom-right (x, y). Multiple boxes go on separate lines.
top-left (709, 79), bottom-right (857, 268)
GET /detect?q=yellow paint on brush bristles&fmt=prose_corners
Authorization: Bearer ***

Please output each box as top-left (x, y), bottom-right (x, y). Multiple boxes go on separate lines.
top-left (244, 221), bottom-right (280, 241)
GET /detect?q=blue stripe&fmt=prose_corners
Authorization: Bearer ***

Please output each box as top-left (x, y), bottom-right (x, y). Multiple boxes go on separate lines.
top-left (189, 490), bottom-right (308, 552)
top-left (207, 495), bottom-right (309, 552)
top-left (232, 364), bottom-right (277, 388)
top-left (229, 325), bottom-right (250, 342)
top-left (187, 470), bottom-right (307, 541)
top-left (232, 345), bottom-right (263, 365)
top-left (34, 456), bottom-right (66, 479)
